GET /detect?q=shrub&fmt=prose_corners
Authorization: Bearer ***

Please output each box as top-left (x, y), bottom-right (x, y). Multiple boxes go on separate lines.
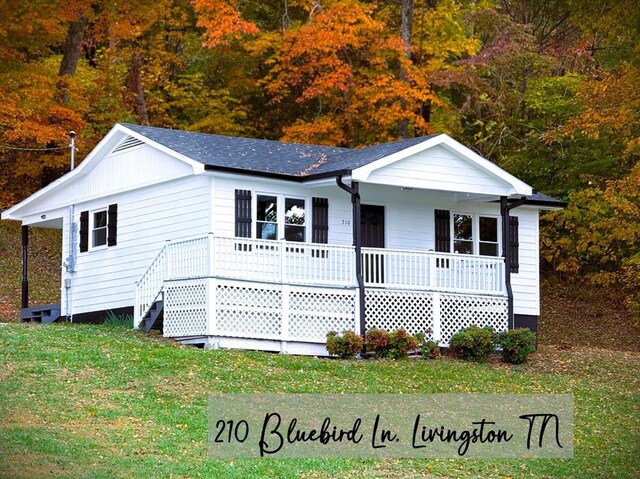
top-left (326, 330), bottom-right (363, 359)
top-left (387, 328), bottom-right (418, 359)
top-left (365, 328), bottom-right (390, 357)
top-left (495, 328), bottom-right (536, 364)
top-left (449, 325), bottom-right (495, 362)
top-left (421, 340), bottom-right (440, 359)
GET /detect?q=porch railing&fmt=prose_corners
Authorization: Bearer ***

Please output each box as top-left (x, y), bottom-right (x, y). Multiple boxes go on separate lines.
top-left (211, 236), bottom-right (356, 286)
top-left (362, 247), bottom-right (505, 295)
top-left (136, 234), bottom-right (506, 326)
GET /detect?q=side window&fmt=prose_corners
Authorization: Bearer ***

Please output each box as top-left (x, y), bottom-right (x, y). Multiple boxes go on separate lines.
top-left (92, 210), bottom-right (108, 247)
top-left (80, 204), bottom-right (118, 252)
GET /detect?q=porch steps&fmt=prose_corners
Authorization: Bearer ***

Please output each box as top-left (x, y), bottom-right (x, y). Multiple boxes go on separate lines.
top-left (21, 304), bottom-right (61, 324)
top-left (142, 300), bottom-right (164, 333)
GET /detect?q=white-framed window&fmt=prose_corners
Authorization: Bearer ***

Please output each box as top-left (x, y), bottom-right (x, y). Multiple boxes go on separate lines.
top-left (91, 209), bottom-right (108, 248)
top-left (451, 213), bottom-right (500, 256)
top-left (256, 194), bottom-right (278, 240)
top-left (79, 204), bottom-right (118, 253)
top-left (255, 193), bottom-right (307, 242)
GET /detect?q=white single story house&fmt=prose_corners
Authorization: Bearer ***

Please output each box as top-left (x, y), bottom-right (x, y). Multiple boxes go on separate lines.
top-left (2, 123), bottom-right (565, 355)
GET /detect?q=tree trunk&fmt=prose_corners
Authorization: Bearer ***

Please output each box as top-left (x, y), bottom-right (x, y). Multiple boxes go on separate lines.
top-left (127, 51), bottom-right (149, 123)
top-left (397, 0), bottom-right (413, 139)
top-left (55, 16), bottom-right (88, 104)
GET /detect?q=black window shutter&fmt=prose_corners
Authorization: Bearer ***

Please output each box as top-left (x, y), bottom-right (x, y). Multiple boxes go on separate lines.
top-left (434, 209), bottom-right (450, 252)
top-left (312, 197), bottom-right (329, 244)
top-left (235, 189), bottom-right (252, 238)
top-left (79, 211), bottom-right (89, 252)
top-left (107, 204), bottom-right (118, 246)
top-left (509, 216), bottom-right (519, 273)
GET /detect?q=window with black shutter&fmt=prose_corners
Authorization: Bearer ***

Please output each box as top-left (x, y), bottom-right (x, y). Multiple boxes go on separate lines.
top-left (80, 204), bottom-right (118, 252)
top-left (79, 211), bottom-right (89, 252)
top-left (311, 197), bottom-right (329, 258)
top-left (107, 204), bottom-right (118, 246)
top-left (509, 216), bottom-right (519, 273)
top-left (434, 209), bottom-right (450, 267)
top-left (312, 197), bottom-right (329, 244)
top-left (434, 209), bottom-right (450, 252)
top-left (235, 189), bottom-right (252, 238)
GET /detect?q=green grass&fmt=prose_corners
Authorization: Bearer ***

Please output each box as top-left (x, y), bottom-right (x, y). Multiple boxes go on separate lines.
top-left (0, 323), bottom-right (638, 478)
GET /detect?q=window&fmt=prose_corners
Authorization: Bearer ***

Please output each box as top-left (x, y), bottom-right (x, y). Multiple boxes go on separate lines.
top-left (479, 216), bottom-right (499, 256)
top-left (453, 214), bottom-right (473, 254)
top-left (451, 213), bottom-right (499, 256)
top-left (255, 194), bottom-right (306, 242)
top-left (284, 198), bottom-right (306, 242)
top-left (92, 210), bottom-right (108, 247)
top-left (256, 195), bottom-right (278, 240)
top-left (79, 204), bottom-right (118, 252)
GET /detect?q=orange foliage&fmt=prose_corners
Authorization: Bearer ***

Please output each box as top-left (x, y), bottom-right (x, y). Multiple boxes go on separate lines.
top-left (194, 0), bottom-right (259, 48)
top-left (262, 0), bottom-right (435, 146)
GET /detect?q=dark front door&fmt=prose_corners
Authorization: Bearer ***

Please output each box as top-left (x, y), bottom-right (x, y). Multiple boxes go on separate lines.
top-left (361, 204), bottom-right (385, 284)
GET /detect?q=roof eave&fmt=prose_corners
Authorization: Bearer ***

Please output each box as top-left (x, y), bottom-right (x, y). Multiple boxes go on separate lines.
top-left (204, 164), bottom-right (351, 182)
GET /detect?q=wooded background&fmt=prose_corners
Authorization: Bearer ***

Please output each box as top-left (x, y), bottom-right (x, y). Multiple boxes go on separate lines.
top-left (0, 0), bottom-right (638, 316)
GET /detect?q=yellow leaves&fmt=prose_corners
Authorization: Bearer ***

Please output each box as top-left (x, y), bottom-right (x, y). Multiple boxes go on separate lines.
top-left (541, 163), bottom-right (640, 318)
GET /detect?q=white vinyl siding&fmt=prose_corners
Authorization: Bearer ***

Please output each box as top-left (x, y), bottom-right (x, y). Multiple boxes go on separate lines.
top-left (364, 145), bottom-right (512, 196)
top-left (17, 144), bottom-right (195, 216)
top-left (62, 175), bottom-right (210, 316)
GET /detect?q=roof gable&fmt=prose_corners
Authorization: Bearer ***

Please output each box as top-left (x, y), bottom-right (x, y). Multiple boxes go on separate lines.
top-left (351, 134), bottom-right (533, 196)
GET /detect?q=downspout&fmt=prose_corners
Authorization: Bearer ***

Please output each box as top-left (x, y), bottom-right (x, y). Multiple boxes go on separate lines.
top-left (500, 196), bottom-right (528, 329)
top-left (336, 177), bottom-right (366, 349)
top-left (21, 225), bottom-right (29, 312)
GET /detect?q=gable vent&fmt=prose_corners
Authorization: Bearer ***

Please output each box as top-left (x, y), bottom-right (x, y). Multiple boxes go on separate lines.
top-left (112, 136), bottom-right (144, 153)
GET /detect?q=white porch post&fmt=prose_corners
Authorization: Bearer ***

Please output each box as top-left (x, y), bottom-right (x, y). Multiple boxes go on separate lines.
top-left (432, 292), bottom-right (441, 343)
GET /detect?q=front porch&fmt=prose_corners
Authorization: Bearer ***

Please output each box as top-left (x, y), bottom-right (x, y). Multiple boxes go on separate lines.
top-left (135, 235), bottom-right (508, 354)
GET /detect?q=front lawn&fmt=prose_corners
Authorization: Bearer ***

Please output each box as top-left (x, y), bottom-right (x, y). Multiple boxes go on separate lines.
top-left (0, 323), bottom-right (638, 478)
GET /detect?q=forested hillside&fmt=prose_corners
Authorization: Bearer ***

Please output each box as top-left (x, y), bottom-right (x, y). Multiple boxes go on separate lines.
top-left (0, 0), bottom-right (638, 317)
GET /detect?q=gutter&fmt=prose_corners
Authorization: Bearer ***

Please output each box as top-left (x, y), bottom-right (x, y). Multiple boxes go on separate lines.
top-left (203, 164), bottom-right (350, 183)
top-left (500, 196), bottom-right (528, 329)
top-left (336, 176), bottom-right (366, 350)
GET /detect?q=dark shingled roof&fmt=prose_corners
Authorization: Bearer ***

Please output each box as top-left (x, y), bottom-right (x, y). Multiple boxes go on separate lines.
top-left (310, 134), bottom-right (440, 175)
top-left (524, 191), bottom-right (567, 207)
top-left (122, 123), bottom-right (565, 207)
top-left (122, 123), bottom-right (348, 177)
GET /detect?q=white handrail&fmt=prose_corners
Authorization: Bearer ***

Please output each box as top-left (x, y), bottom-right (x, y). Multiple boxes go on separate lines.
top-left (134, 242), bottom-right (169, 327)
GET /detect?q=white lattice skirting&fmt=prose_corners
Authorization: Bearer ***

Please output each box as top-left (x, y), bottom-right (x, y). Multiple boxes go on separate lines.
top-left (163, 279), bottom-right (209, 337)
top-left (164, 278), bottom-right (358, 346)
top-left (164, 278), bottom-right (508, 352)
top-left (365, 289), bottom-right (508, 346)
